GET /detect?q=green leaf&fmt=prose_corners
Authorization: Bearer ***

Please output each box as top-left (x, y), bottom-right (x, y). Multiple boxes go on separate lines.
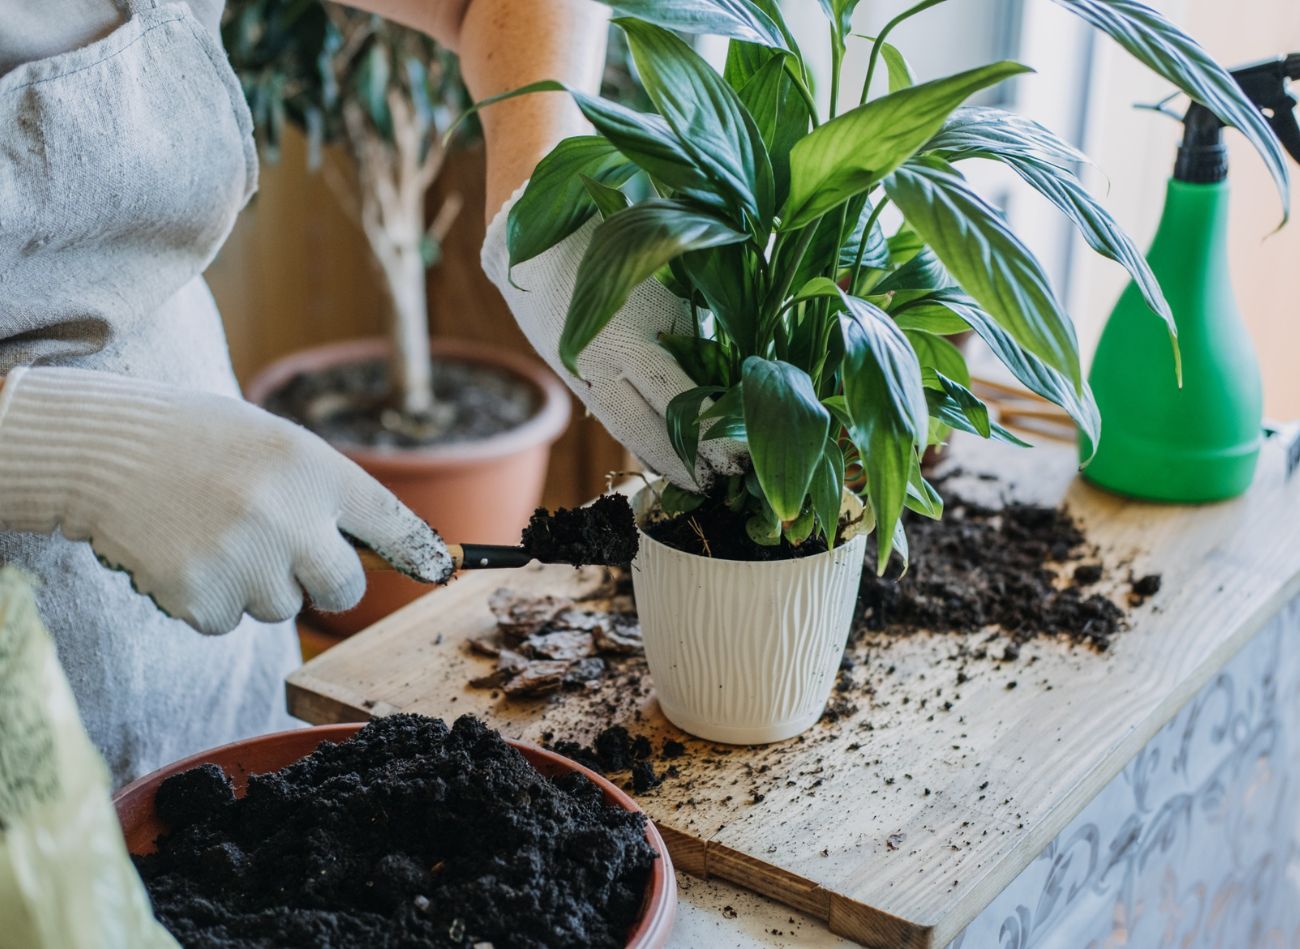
top-left (561, 200), bottom-right (748, 375)
top-left (884, 156), bottom-right (1082, 391)
top-left (907, 331), bottom-right (970, 386)
top-left (665, 386), bottom-right (723, 477)
top-left (620, 20), bottom-right (775, 234)
top-left (852, 35), bottom-right (915, 92)
top-left (679, 243), bottom-right (760, 354)
top-left (924, 106), bottom-right (1088, 171)
top-left (990, 156), bottom-right (1179, 380)
top-left (661, 483), bottom-right (706, 516)
top-left (922, 373), bottom-right (1032, 447)
top-left (810, 438), bottom-right (846, 543)
top-left (890, 302), bottom-right (970, 335)
top-left (783, 61), bottom-right (1031, 228)
top-left (658, 334), bottom-right (732, 387)
top-left (905, 462), bottom-right (944, 519)
top-left (839, 197), bottom-right (890, 270)
top-left (468, 81), bottom-right (720, 207)
top-left (1052, 0), bottom-right (1288, 219)
top-left (581, 174), bottom-right (632, 219)
top-left (600, 0), bottom-right (789, 50)
top-left (901, 289), bottom-right (1099, 456)
top-left (784, 504), bottom-right (817, 546)
top-left (735, 53), bottom-right (810, 205)
top-left (837, 294), bottom-right (928, 573)
top-left (818, 0), bottom-right (862, 39)
top-left (741, 358), bottom-right (830, 521)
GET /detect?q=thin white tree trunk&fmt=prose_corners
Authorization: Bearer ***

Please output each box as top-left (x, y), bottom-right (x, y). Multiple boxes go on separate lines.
top-left (344, 94), bottom-right (447, 417)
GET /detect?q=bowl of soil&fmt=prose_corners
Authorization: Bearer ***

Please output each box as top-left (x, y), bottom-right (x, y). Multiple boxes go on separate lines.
top-left (115, 715), bottom-right (675, 948)
top-left (247, 338), bottom-right (571, 634)
top-left (630, 482), bottom-right (871, 745)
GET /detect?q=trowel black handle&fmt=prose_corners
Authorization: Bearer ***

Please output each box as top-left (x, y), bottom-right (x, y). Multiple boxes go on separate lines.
top-left (356, 543), bottom-right (533, 573)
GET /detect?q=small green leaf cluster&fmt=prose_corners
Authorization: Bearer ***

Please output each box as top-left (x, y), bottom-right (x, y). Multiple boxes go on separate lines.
top-left (222, 1), bottom-right (470, 167)
top-left (494, 0), bottom-right (1290, 572)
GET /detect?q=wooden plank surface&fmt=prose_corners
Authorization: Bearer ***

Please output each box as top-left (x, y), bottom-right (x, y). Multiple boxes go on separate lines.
top-left (287, 434), bottom-right (1300, 947)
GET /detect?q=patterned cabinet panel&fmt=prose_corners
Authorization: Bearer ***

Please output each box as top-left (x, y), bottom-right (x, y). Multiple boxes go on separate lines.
top-left (953, 599), bottom-right (1300, 949)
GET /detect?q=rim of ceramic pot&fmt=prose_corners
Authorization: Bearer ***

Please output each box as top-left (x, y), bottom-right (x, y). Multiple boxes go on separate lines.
top-left (244, 337), bottom-right (572, 471)
top-left (113, 723), bottom-right (676, 949)
top-left (630, 480), bottom-right (870, 567)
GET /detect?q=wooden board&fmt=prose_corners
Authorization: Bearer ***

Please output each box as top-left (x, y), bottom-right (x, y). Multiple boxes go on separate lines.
top-left (287, 434), bottom-right (1300, 948)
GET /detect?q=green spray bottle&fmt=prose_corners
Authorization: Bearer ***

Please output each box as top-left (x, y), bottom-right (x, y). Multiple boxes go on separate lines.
top-left (1082, 55), bottom-right (1300, 502)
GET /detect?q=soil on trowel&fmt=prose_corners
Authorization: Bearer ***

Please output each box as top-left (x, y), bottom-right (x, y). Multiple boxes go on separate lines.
top-left (858, 480), bottom-right (1153, 652)
top-left (522, 495), bottom-right (639, 568)
top-left (644, 490), bottom-right (830, 562)
top-left (135, 715), bottom-right (656, 949)
top-left (263, 357), bottom-right (538, 450)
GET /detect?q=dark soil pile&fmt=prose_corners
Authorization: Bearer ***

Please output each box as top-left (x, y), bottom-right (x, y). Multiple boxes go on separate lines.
top-left (522, 495), bottom-right (639, 568)
top-left (859, 490), bottom-right (1139, 651)
top-left (645, 492), bottom-right (829, 562)
top-left (264, 358), bottom-right (538, 450)
top-left (135, 715), bottom-right (656, 949)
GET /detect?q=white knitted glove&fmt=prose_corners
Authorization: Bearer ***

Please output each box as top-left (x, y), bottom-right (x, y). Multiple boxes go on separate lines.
top-left (0, 368), bottom-right (453, 635)
top-left (482, 187), bottom-right (747, 489)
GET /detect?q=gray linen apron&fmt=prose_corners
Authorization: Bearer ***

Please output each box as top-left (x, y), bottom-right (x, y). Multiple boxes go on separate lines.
top-left (0, 0), bottom-right (300, 785)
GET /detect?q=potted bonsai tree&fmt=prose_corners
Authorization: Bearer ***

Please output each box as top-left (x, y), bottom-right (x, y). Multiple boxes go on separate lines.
top-left (226, 1), bottom-right (570, 632)
top-left (483, 0), bottom-right (1288, 742)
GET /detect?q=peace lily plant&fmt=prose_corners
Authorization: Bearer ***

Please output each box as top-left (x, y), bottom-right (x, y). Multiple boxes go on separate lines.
top-left (486, 0), bottom-right (1286, 573)
top-left (477, 0), bottom-right (1286, 743)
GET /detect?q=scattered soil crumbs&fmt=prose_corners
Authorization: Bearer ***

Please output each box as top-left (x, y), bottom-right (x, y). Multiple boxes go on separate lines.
top-left (135, 715), bottom-right (656, 949)
top-left (543, 727), bottom-right (683, 794)
top-left (858, 485), bottom-right (1147, 651)
top-left (645, 490), bottom-right (829, 561)
top-left (264, 358), bottom-right (538, 450)
top-left (522, 495), bottom-right (639, 568)
top-left (468, 575), bottom-right (643, 697)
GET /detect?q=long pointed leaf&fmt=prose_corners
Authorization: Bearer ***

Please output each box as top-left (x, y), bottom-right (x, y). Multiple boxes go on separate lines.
top-left (600, 0), bottom-right (788, 50)
top-left (1052, 0), bottom-right (1288, 219)
top-left (783, 61), bottom-right (1031, 228)
top-left (897, 289), bottom-right (1100, 456)
top-left (620, 20), bottom-right (775, 234)
top-left (884, 156), bottom-right (1083, 390)
top-left (837, 294), bottom-right (927, 572)
top-left (742, 358), bottom-right (830, 521)
top-left (561, 201), bottom-right (748, 375)
top-left (506, 137), bottom-right (636, 267)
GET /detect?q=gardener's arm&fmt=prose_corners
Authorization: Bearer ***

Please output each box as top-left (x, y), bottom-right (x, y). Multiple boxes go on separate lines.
top-left (342, 0), bottom-right (607, 221)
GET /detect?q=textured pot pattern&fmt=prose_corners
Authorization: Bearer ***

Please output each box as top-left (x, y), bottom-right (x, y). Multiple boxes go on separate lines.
top-left (631, 488), bottom-right (868, 744)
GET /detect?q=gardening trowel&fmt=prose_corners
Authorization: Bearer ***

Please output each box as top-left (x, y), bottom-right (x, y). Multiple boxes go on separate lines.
top-left (354, 495), bottom-right (638, 577)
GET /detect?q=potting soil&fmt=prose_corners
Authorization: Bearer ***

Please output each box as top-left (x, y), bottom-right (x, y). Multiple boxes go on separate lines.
top-left (644, 492), bottom-right (830, 561)
top-left (263, 358), bottom-right (538, 449)
top-left (134, 715), bottom-right (657, 949)
top-left (858, 485), bottom-right (1140, 651)
top-left (521, 495), bottom-right (639, 568)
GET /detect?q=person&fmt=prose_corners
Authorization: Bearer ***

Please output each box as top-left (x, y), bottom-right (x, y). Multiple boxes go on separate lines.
top-left (0, 0), bottom-right (738, 786)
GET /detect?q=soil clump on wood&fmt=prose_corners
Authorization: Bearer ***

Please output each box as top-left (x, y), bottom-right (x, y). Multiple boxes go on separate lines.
top-left (858, 481), bottom-right (1145, 651)
top-left (135, 715), bottom-right (656, 949)
top-left (522, 495), bottom-right (639, 568)
top-left (264, 357), bottom-right (538, 450)
top-left (644, 490), bottom-right (829, 561)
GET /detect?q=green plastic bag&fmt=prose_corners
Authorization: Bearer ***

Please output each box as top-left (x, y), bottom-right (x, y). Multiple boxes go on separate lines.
top-left (0, 568), bottom-right (175, 948)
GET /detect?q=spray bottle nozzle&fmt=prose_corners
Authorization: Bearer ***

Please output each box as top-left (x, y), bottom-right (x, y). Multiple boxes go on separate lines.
top-left (1170, 55), bottom-right (1300, 183)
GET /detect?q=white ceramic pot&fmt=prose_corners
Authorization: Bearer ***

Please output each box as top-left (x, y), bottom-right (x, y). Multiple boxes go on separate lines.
top-left (631, 486), bottom-right (870, 744)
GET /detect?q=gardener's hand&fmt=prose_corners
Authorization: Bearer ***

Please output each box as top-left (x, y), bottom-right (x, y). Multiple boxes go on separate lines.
top-left (0, 367), bottom-right (453, 635)
top-left (482, 203), bottom-right (747, 489)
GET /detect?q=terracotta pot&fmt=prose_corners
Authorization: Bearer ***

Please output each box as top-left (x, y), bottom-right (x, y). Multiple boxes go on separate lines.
top-left (114, 723), bottom-right (676, 949)
top-left (246, 338), bottom-right (571, 635)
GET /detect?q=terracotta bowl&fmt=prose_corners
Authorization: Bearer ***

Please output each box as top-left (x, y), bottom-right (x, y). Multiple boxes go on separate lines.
top-left (114, 724), bottom-right (676, 948)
